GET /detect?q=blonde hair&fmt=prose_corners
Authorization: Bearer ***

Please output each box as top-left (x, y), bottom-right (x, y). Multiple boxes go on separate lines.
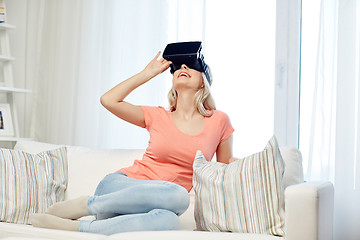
top-left (168, 69), bottom-right (216, 117)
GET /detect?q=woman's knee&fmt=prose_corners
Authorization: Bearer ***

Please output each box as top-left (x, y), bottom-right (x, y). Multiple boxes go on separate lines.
top-left (162, 182), bottom-right (190, 215)
top-left (148, 209), bottom-right (181, 231)
top-left (94, 172), bottom-right (126, 196)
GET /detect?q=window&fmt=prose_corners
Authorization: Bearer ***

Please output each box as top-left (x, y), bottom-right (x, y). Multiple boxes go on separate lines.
top-left (96, 0), bottom-right (301, 154)
top-left (204, 0), bottom-right (277, 157)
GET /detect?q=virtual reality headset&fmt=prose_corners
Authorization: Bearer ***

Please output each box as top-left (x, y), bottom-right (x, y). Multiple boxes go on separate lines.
top-left (163, 41), bottom-right (211, 85)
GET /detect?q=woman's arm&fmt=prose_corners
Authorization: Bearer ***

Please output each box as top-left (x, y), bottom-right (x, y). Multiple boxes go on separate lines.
top-left (216, 134), bottom-right (237, 164)
top-left (100, 52), bottom-right (171, 128)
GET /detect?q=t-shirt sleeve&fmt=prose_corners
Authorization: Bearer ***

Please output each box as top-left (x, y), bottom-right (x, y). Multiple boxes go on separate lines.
top-left (140, 106), bottom-right (163, 130)
top-left (218, 111), bottom-right (235, 142)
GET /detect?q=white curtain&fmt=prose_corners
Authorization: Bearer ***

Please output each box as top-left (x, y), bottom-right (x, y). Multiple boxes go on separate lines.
top-left (301, 0), bottom-right (360, 238)
top-left (25, 0), bottom-right (205, 149)
top-left (301, 0), bottom-right (338, 182)
top-left (334, 0), bottom-right (360, 239)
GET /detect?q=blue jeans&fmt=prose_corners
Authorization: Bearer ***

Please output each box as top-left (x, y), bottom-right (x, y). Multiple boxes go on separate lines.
top-left (78, 172), bottom-right (190, 235)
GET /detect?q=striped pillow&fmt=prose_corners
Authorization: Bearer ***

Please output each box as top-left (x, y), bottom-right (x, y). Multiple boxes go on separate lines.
top-left (0, 147), bottom-right (68, 224)
top-left (193, 136), bottom-right (285, 236)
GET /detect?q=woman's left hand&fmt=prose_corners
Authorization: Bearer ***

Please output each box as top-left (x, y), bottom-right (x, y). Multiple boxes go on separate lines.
top-left (142, 51), bottom-right (172, 79)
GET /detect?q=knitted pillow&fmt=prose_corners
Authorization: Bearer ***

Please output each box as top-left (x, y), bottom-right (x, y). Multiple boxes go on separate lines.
top-left (0, 147), bottom-right (68, 224)
top-left (193, 136), bottom-right (285, 236)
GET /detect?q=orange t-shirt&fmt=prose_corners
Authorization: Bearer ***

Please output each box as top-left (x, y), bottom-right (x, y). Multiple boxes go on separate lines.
top-left (120, 106), bottom-right (234, 192)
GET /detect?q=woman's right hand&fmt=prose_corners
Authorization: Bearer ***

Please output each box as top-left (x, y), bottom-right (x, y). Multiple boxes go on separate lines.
top-left (142, 51), bottom-right (172, 79)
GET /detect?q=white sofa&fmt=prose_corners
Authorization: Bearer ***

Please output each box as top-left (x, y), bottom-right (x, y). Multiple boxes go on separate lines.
top-left (0, 140), bottom-right (334, 240)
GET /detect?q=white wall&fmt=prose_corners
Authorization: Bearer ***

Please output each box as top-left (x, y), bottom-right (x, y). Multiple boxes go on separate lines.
top-left (4, 0), bottom-right (28, 139)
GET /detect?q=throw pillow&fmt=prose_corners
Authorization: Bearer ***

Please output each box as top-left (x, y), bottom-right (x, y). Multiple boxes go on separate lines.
top-left (193, 135), bottom-right (285, 236)
top-left (0, 147), bottom-right (68, 224)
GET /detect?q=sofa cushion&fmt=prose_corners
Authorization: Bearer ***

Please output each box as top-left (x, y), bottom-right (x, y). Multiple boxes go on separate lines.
top-left (106, 230), bottom-right (284, 240)
top-left (280, 146), bottom-right (304, 188)
top-left (0, 147), bottom-right (68, 224)
top-left (192, 136), bottom-right (285, 236)
top-left (0, 224), bottom-right (283, 240)
top-left (0, 221), bottom-right (104, 239)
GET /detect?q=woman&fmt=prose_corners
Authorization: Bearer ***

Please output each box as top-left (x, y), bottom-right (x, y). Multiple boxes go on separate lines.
top-left (31, 50), bottom-right (234, 235)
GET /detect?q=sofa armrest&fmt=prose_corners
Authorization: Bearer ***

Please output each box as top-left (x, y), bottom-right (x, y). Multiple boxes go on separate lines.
top-left (284, 181), bottom-right (334, 240)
